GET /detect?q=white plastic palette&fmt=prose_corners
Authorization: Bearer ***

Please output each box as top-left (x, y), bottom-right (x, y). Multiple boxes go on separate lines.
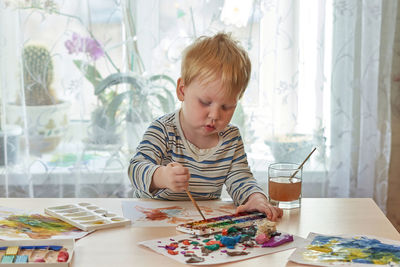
top-left (44, 203), bottom-right (131, 231)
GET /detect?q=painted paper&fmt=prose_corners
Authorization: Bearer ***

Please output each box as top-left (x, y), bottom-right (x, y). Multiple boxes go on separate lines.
top-left (0, 207), bottom-right (90, 240)
top-left (122, 200), bottom-right (237, 227)
top-left (139, 232), bottom-right (306, 265)
top-left (289, 232), bottom-right (400, 266)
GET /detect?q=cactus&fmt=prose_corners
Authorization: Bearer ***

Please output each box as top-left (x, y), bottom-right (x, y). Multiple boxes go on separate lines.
top-left (22, 45), bottom-right (57, 105)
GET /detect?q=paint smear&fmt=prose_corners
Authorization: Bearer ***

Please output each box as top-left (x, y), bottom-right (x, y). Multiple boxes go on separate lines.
top-left (0, 214), bottom-right (82, 239)
top-left (135, 206), bottom-right (192, 223)
top-left (303, 235), bottom-right (400, 265)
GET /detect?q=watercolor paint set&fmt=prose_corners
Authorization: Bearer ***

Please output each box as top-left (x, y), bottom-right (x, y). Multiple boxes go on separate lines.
top-left (0, 239), bottom-right (74, 266)
top-left (176, 211), bottom-right (267, 235)
top-left (44, 202), bottom-right (131, 231)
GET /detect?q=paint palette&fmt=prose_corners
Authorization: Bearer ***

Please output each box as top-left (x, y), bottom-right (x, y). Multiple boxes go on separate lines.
top-left (44, 203), bottom-right (131, 231)
top-left (176, 211), bottom-right (267, 235)
top-left (0, 239), bottom-right (74, 266)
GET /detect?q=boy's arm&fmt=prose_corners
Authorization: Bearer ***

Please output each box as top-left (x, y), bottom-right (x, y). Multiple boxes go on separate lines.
top-left (224, 132), bottom-right (283, 221)
top-left (127, 121), bottom-right (168, 197)
top-left (224, 131), bottom-right (266, 206)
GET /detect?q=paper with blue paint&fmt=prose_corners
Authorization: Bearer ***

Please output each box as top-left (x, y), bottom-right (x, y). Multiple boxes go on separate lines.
top-left (289, 232), bottom-right (400, 266)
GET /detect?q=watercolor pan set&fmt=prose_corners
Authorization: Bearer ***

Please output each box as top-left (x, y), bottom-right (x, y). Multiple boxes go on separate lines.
top-left (44, 202), bottom-right (131, 231)
top-left (176, 211), bottom-right (267, 235)
top-left (0, 239), bottom-right (74, 267)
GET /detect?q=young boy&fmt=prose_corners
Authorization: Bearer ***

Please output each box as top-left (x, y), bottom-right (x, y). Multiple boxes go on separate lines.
top-left (128, 32), bottom-right (283, 221)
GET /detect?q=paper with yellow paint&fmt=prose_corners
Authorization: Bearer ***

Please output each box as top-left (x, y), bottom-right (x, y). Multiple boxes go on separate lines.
top-left (0, 206), bottom-right (90, 240)
top-left (289, 232), bottom-right (400, 266)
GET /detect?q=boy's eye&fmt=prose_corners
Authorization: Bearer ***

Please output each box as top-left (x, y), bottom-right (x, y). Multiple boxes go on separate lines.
top-left (199, 100), bottom-right (211, 106)
top-left (222, 105), bottom-right (235, 111)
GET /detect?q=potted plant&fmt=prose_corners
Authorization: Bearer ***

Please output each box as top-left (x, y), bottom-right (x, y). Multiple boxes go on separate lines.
top-left (66, 33), bottom-right (176, 150)
top-left (99, 73), bottom-right (176, 151)
top-left (264, 133), bottom-right (314, 163)
top-left (83, 70), bottom-right (176, 150)
top-left (7, 44), bottom-right (70, 154)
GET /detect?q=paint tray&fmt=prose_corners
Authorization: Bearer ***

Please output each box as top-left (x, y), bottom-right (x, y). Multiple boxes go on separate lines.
top-left (176, 211), bottom-right (267, 235)
top-left (44, 202), bottom-right (130, 231)
top-left (0, 238), bottom-right (74, 266)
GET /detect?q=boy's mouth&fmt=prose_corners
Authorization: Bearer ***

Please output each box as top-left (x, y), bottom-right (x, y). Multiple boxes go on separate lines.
top-left (205, 124), bottom-right (216, 132)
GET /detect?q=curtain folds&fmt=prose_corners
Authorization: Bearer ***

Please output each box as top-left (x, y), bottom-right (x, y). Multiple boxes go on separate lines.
top-left (326, 0), bottom-right (397, 212)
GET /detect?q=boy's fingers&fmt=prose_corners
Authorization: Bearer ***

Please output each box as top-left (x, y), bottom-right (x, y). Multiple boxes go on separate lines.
top-left (175, 173), bottom-right (190, 182)
top-left (235, 204), bottom-right (246, 214)
top-left (268, 206), bottom-right (281, 221)
top-left (175, 168), bottom-right (189, 175)
top-left (262, 207), bottom-right (272, 220)
top-left (277, 207), bottom-right (283, 217)
top-left (171, 165), bottom-right (189, 175)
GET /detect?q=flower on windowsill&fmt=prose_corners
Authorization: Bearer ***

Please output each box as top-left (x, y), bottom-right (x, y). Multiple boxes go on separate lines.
top-left (64, 32), bottom-right (110, 92)
top-left (65, 33), bottom-right (104, 61)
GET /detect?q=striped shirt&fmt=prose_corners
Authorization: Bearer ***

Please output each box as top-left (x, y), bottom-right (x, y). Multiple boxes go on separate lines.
top-left (127, 110), bottom-right (265, 206)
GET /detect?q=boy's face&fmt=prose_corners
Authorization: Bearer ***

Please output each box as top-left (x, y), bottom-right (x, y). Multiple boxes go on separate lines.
top-left (177, 77), bottom-right (238, 144)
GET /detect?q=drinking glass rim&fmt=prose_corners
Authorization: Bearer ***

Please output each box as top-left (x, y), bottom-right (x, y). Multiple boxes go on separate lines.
top-left (268, 162), bottom-right (302, 171)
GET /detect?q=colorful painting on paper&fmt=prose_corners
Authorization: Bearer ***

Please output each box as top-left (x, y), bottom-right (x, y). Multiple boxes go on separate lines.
top-left (122, 200), bottom-right (237, 227)
top-left (289, 232), bottom-right (400, 267)
top-left (0, 207), bottom-right (89, 240)
top-left (140, 231), bottom-right (305, 265)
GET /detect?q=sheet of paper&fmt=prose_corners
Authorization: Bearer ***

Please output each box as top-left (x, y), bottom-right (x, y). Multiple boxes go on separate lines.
top-left (139, 232), bottom-right (306, 265)
top-left (122, 200), bottom-right (237, 227)
top-left (0, 206), bottom-right (90, 240)
top-left (288, 232), bottom-right (400, 267)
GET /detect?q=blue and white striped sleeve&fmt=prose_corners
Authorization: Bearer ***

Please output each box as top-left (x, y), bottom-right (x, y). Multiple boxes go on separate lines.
top-left (127, 120), bottom-right (168, 197)
top-left (224, 132), bottom-right (266, 206)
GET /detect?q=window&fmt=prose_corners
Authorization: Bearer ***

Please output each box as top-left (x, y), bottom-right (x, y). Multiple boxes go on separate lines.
top-left (3, 0), bottom-right (392, 209)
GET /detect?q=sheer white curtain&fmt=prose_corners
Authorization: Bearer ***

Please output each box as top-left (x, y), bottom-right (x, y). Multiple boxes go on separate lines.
top-left (259, 0), bottom-right (396, 211)
top-left (326, 0), bottom-right (396, 212)
top-left (0, 1), bottom-right (134, 198)
top-left (0, 0), bottom-right (397, 212)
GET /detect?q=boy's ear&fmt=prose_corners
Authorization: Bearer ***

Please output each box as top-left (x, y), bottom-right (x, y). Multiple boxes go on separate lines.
top-left (176, 78), bottom-right (185, 101)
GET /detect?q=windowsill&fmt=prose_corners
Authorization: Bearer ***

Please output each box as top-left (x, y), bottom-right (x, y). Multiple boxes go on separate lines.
top-left (0, 121), bottom-right (326, 198)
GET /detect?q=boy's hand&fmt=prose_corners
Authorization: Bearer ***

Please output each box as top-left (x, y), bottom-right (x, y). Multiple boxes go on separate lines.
top-left (236, 192), bottom-right (283, 221)
top-left (152, 162), bottom-right (190, 192)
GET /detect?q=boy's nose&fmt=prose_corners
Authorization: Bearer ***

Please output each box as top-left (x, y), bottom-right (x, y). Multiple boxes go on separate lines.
top-left (208, 107), bottom-right (220, 121)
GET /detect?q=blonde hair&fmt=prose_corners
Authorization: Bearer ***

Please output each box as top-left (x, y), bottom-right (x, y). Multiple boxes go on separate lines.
top-left (181, 32), bottom-right (251, 99)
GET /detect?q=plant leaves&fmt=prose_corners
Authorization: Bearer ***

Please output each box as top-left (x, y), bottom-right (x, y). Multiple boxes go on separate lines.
top-left (95, 72), bottom-right (143, 96)
top-left (73, 60), bottom-right (103, 88)
top-left (149, 74), bottom-right (177, 88)
top-left (105, 91), bottom-right (133, 120)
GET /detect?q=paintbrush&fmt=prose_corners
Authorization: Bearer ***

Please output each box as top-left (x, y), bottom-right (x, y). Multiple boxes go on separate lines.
top-left (169, 162), bottom-right (206, 220)
top-left (185, 190), bottom-right (206, 221)
top-left (289, 147), bottom-right (317, 182)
